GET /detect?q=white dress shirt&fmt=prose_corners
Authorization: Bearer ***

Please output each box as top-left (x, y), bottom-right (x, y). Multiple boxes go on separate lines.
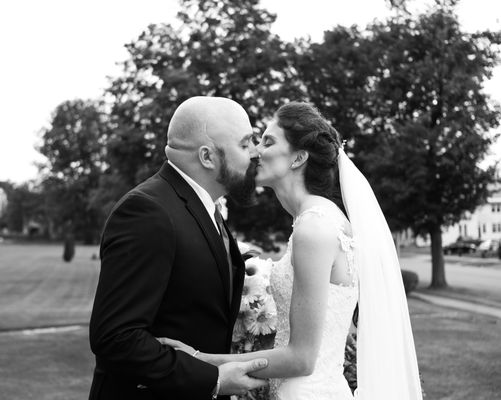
top-left (168, 160), bottom-right (220, 232)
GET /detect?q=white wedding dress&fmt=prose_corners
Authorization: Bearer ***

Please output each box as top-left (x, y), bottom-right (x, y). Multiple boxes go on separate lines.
top-left (269, 205), bottom-right (358, 400)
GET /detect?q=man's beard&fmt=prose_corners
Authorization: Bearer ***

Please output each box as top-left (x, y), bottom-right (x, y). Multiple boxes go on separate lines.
top-left (216, 147), bottom-right (258, 206)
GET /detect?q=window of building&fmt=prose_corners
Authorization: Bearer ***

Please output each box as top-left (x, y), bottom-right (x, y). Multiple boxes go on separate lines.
top-left (493, 205), bottom-right (496, 212)
top-left (498, 205), bottom-right (500, 212)
top-left (483, 224), bottom-right (486, 233)
top-left (493, 224), bottom-right (497, 233)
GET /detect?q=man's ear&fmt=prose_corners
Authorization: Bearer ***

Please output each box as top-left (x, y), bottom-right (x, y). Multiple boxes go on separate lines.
top-left (199, 145), bottom-right (217, 170)
top-left (290, 150), bottom-right (309, 169)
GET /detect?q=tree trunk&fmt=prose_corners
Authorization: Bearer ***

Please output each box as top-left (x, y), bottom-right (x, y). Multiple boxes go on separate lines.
top-left (430, 225), bottom-right (447, 288)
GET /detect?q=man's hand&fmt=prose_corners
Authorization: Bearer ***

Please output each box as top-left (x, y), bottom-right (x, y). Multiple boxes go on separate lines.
top-left (218, 358), bottom-right (269, 396)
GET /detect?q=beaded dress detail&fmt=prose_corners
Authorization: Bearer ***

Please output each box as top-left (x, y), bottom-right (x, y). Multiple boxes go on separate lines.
top-left (269, 206), bottom-right (358, 400)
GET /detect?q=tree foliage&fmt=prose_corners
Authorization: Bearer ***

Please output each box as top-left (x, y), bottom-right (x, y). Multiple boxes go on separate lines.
top-left (351, 1), bottom-right (501, 286)
top-left (37, 99), bottom-right (109, 243)
top-left (28, 0), bottom-right (500, 267)
top-left (105, 0), bottom-right (303, 187)
top-left (100, 0), bottom-right (299, 245)
top-left (0, 181), bottom-right (44, 235)
top-left (297, 26), bottom-right (373, 141)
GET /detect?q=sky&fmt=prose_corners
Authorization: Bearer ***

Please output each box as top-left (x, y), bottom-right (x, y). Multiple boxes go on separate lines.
top-left (0, 0), bottom-right (500, 183)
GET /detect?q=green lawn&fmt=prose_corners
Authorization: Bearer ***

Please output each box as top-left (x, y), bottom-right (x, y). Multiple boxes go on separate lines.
top-left (0, 243), bottom-right (500, 399)
top-left (410, 300), bottom-right (501, 399)
top-left (0, 243), bottom-right (99, 330)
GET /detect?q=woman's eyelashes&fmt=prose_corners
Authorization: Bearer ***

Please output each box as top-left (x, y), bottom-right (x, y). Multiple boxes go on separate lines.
top-left (261, 137), bottom-right (273, 147)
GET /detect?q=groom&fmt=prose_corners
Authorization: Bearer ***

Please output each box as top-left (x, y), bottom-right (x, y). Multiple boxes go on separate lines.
top-left (89, 97), bottom-right (267, 400)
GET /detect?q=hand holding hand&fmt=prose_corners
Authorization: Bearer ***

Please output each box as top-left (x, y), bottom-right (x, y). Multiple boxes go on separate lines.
top-left (218, 358), bottom-right (269, 396)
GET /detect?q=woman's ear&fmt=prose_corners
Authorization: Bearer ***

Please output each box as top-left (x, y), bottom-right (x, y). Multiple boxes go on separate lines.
top-left (290, 150), bottom-right (309, 169)
top-left (199, 145), bottom-right (217, 170)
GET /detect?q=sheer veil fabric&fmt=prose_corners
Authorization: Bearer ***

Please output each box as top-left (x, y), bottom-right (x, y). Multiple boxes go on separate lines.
top-left (338, 148), bottom-right (423, 399)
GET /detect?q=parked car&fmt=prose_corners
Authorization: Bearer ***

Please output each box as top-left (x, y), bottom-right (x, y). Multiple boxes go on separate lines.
top-left (477, 239), bottom-right (501, 258)
top-left (443, 240), bottom-right (478, 255)
top-left (461, 238), bottom-right (483, 247)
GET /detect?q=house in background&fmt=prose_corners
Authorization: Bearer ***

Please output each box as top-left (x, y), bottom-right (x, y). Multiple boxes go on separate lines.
top-left (400, 189), bottom-right (501, 248)
top-left (441, 190), bottom-right (501, 245)
top-left (0, 188), bottom-right (7, 218)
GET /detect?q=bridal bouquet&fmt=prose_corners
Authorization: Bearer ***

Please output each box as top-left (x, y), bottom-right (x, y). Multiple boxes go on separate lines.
top-left (232, 255), bottom-right (277, 349)
top-left (232, 254), bottom-right (277, 400)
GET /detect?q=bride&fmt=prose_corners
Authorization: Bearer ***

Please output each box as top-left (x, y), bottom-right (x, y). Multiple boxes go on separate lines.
top-left (161, 102), bottom-right (423, 399)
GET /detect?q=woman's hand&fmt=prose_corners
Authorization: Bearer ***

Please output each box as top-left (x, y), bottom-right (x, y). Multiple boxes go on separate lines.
top-left (156, 337), bottom-right (196, 356)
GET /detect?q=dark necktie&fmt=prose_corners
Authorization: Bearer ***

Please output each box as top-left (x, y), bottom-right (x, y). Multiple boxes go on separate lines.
top-left (214, 207), bottom-right (233, 302)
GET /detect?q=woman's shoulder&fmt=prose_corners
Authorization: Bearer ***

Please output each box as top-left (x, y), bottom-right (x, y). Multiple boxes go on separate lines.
top-left (292, 203), bottom-right (342, 245)
top-left (293, 200), bottom-right (350, 232)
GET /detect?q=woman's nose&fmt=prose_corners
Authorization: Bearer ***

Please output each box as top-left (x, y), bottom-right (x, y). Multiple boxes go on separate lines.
top-left (249, 141), bottom-right (259, 158)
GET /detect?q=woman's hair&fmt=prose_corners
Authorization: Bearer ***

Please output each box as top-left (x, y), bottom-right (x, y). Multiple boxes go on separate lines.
top-left (277, 102), bottom-right (355, 324)
top-left (276, 102), bottom-right (345, 213)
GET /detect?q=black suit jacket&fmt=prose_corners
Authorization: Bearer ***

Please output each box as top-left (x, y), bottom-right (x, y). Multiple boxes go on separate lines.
top-left (89, 162), bottom-right (246, 400)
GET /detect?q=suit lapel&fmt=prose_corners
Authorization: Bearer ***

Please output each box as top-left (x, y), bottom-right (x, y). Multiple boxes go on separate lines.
top-left (186, 201), bottom-right (232, 304)
top-left (159, 162), bottom-right (231, 306)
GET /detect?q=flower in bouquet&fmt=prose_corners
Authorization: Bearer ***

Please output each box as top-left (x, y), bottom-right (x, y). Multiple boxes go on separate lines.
top-left (244, 256), bottom-right (272, 281)
top-left (240, 273), bottom-right (266, 309)
top-left (241, 257), bottom-right (274, 304)
top-left (245, 301), bottom-right (277, 336)
top-left (232, 256), bottom-right (277, 344)
top-left (232, 255), bottom-right (277, 400)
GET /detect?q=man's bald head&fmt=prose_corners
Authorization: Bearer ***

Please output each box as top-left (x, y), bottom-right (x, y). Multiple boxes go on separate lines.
top-left (166, 96), bottom-right (251, 153)
top-left (164, 96), bottom-right (257, 202)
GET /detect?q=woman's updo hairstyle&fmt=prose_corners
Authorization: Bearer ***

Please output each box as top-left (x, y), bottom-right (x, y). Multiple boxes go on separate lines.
top-left (276, 102), bottom-right (345, 211)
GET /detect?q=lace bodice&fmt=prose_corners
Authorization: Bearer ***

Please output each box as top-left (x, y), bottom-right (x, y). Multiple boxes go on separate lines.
top-left (270, 206), bottom-right (359, 400)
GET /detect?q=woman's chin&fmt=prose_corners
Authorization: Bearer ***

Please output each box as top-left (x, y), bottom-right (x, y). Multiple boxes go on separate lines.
top-left (255, 169), bottom-right (275, 187)
top-left (255, 177), bottom-right (272, 188)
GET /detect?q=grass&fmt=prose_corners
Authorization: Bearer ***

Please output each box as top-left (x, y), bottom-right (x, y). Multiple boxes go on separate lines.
top-left (0, 327), bottom-right (94, 400)
top-left (0, 243), bottom-right (500, 399)
top-left (410, 300), bottom-right (501, 400)
top-left (0, 242), bottom-right (99, 330)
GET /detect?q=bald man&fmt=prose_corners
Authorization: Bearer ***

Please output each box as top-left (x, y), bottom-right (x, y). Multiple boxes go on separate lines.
top-left (89, 97), bottom-right (266, 400)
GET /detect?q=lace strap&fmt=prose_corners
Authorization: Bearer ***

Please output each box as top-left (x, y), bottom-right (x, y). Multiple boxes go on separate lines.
top-left (338, 230), bottom-right (357, 285)
top-left (292, 206), bottom-right (326, 228)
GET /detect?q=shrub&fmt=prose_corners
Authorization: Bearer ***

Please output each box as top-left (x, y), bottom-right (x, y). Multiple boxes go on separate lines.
top-left (402, 270), bottom-right (419, 295)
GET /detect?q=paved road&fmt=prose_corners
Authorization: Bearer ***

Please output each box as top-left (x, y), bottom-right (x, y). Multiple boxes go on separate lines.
top-left (399, 249), bottom-right (501, 305)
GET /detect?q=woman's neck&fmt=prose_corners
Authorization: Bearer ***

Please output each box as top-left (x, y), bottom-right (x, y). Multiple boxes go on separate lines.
top-left (272, 177), bottom-right (311, 218)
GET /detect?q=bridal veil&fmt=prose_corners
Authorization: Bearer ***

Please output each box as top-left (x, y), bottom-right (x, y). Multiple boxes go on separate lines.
top-left (338, 148), bottom-right (423, 400)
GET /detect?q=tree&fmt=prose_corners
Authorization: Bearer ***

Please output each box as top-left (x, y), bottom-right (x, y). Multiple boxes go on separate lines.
top-left (105, 0), bottom-right (303, 184)
top-left (353, 1), bottom-right (501, 287)
top-left (227, 188), bottom-right (292, 251)
top-left (102, 0), bottom-right (302, 244)
top-left (38, 99), bottom-right (109, 243)
top-left (0, 182), bottom-right (44, 235)
top-left (296, 25), bottom-right (373, 142)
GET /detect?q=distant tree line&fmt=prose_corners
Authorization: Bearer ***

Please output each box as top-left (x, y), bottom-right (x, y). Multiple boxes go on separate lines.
top-left (2, 0), bottom-right (500, 287)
